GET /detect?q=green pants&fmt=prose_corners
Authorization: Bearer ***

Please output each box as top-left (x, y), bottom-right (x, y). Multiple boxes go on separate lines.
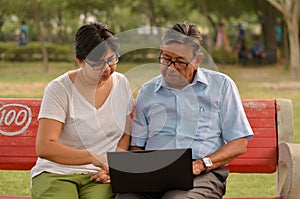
top-left (31, 172), bottom-right (115, 199)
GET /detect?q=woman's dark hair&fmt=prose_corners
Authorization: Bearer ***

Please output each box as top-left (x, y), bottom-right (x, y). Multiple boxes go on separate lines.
top-left (162, 21), bottom-right (203, 55)
top-left (75, 22), bottom-right (118, 61)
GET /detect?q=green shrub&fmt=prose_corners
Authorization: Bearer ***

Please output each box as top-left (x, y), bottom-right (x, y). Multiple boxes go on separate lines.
top-left (212, 48), bottom-right (236, 65)
top-left (120, 48), bottom-right (159, 63)
top-left (0, 42), bottom-right (73, 62)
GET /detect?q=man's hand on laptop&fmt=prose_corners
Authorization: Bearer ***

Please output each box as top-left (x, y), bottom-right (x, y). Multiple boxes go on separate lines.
top-left (192, 159), bottom-right (207, 175)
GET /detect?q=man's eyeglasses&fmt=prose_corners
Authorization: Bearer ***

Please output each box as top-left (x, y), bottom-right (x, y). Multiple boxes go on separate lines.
top-left (158, 55), bottom-right (193, 70)
top-left (85, 54), bottom-right (119, 71)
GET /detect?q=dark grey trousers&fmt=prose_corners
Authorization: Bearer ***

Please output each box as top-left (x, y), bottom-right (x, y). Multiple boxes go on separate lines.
top-left (115, 168), bottom-right (229, 199)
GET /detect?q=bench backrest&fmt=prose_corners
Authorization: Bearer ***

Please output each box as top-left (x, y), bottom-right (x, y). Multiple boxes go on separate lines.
top-left (0, 98), bottom-right (279, 173)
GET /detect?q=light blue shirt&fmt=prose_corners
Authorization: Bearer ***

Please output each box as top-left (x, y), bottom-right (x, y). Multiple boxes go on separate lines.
top-left (131, 68), bottom-right (253, 159)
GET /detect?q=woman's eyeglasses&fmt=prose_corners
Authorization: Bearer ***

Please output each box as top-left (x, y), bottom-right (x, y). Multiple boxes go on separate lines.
top-left (85, 54), bottom-right (119, 71)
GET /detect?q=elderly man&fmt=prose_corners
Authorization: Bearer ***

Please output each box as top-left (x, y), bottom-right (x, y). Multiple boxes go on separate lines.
top-left (117, 21), bottom-right (253, 199)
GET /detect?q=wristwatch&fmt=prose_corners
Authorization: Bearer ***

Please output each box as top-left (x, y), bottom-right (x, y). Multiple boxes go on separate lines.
top-left (202, 157), bottom-right (213, 171)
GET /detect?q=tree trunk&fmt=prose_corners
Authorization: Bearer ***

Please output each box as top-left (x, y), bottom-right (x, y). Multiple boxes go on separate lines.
top-left (267, 0), bottom-right (299, 78)
top-left (33, 10), bottom-right (49, 72)
top-left (282, 19), bottom-right (289, 69)
top-left (200, 0), bottom-right (213, 54)
top-left (285, 0), bottom-right (300, 78)
top-left (256, 0), bottom-right (277, 50)
top-left (147, 0), bottom-right (157, 34)
top-left (287, 21), bottom-right (300, 78)
top-left (0, 13), bottom-right (4, 35)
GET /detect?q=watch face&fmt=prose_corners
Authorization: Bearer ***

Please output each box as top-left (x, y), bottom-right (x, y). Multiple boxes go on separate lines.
top-left (203, 157), bottom-right (213, 167)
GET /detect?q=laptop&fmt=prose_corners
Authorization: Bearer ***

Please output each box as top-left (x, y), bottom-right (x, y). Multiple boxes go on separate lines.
top-left (107, 148), bottom-right (193, 193)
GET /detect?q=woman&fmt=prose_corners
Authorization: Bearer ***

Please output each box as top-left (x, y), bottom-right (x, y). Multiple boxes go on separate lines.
top-left (31, 22), bottom-right (134, 199)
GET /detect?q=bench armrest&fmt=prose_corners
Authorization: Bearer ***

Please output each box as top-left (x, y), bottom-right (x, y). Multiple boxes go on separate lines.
top-left (276, 99), bottom-right (294, 144)
top-left (276, 143), bottom-right (300, 199)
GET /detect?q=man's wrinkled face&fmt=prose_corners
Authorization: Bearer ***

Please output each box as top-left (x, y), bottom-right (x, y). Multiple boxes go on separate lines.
top-left (159, 43), bottom-right (200, 89)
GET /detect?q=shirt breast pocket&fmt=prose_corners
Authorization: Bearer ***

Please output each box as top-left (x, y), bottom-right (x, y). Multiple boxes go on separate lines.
top-left (195, 111), bottom-right (220, 140)
top-left (147, 104), bottom-right (169, 137)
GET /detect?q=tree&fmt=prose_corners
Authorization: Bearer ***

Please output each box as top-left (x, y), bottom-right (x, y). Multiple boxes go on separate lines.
top-left (200, 0), bottom-right (214, 54)
top-left (267, 0), bottom-right (300, 78)
top-left (31, 0), bottom-right (49, 72)
top-left (1, 0), bottom-right (57, 72)
top-left (255, 0), bottom-right (278, 50)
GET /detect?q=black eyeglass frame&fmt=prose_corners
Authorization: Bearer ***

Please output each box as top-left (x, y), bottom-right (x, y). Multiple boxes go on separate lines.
top-left (158, 52), bottom-right (194, 70)
top-left (85, 53), bottom-right (120, 71)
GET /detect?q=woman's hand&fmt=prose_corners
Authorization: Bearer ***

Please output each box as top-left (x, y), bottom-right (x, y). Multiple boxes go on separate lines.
top-left (90, 169), bottom-right (111, 184)
top-left (90, 153), bottom-right (109, 170)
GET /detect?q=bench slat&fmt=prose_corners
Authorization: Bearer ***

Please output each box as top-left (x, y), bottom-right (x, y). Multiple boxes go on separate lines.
top-left (0, 146), bottom-right (36, 156)
top-left (244, 108), bottom-right (275, 118)
top-left (248, 119), bottom-right (276, 128)
top-left (242, 99), bottom-right (275, 108)
top-left (0, 137), bottom-right (36, 146)
top-left (0, 157), bottom-right (37, 170)
top-left (247, 137), bottom-right (277, 147)
top-left (251, 128), bottom-right (276, 137)
top-left (225, 158), bottom-right (277, 173)
top-left (240, 147), bottom-right (277, 158)
top-left (0, 130), bottom-right (38, 137)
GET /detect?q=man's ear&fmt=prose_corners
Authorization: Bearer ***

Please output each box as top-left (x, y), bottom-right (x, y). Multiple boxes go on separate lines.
top-left (159, 45), bottom-right (164, 51)
top-left (159, 45), bottom-right (164, 54)
top-left (194, 53), bottom-right (203, 66)
top-left (75, 57), bottom-right (83, 65)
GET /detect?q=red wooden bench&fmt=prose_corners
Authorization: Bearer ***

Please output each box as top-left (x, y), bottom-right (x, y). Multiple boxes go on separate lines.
top-left (0, 98), bottom-right (299, 199)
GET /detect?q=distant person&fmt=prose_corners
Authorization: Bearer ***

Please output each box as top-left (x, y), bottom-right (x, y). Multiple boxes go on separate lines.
top-left (215, 23), bottom-right (224, 48)
top-left (235, 23), bottom-right (248, 65)
top-left (250, 37), bottom-right (266, 64)
top-left (30, 22), bottom-right (134, 199)
top-left (275, 22), bottom-right (282, 63)
top-left (237, 23), bottom-right (245, 41)
top-left (236, 38), bottom-right (248, 65)
top-left (18, 20), bottom-right (29, 46)
top-left (275, 22), bottom-right (282, 47)
top-left (215, 22), bottom-right (231, 52)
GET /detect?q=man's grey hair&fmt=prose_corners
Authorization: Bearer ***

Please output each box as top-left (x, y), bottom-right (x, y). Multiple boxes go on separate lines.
top-left (161, 21), bottom-right (203, 55)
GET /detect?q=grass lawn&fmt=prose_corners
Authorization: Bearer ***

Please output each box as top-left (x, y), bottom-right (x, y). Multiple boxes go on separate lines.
top-left (0, 61), bottom-right (299, 197)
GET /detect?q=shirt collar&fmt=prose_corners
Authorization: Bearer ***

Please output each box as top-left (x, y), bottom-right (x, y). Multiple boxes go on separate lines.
top-left (192, 68), bottom-right (209, 85)
top-left (154, 69), bottom-right (208, 93)
top-left (154, 75), bottom-right (166, 93)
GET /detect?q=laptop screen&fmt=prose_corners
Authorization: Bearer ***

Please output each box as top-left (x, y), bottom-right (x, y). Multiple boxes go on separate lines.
top-left (107, 148), bottom-right (193, 193)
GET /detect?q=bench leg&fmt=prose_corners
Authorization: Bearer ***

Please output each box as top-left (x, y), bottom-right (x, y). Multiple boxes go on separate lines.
top-left (277, 143), bottom-right (300, 199)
